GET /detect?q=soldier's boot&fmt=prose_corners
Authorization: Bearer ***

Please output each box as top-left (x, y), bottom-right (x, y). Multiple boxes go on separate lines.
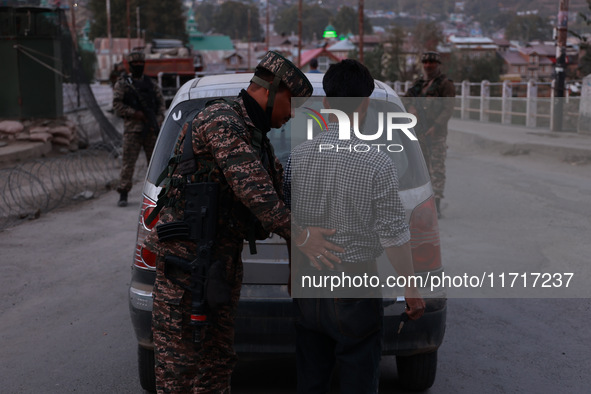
top-left (118, 191), bottom-right (128, 207)
top-left (435, 198), bottom-right (442, 219)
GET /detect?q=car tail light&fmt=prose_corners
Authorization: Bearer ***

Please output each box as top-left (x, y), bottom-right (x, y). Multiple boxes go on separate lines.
top-left (409, 196), bottom-right (442, 272)
top-left (134, 196), bottom-right (158, 270)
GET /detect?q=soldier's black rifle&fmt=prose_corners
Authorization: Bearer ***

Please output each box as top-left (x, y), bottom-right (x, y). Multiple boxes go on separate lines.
top-left (124, 75), bottom-right (160, 137)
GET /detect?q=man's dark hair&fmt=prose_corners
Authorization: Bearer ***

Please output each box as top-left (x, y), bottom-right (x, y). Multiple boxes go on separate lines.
top-left (323, 59), bottom-right (374, 113)
top-left (323, 59), bottom-right (374, 98)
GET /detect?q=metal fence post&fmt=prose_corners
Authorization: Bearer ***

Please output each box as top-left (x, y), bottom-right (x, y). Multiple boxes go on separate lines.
top-left (502, 80), bottom-right (512, 124)
top-left (480, 80), bottom-right (490, 122)
top-left (394, 81), bottom-right (402, 95)
top-left (550, 79), bottom-right (555, 130)
top-left (526, 79), bottom-right (538, 128)
top-left (461, 80), bottom-right (470, 120)
top-left (577, 74), bottom-right (591, 134)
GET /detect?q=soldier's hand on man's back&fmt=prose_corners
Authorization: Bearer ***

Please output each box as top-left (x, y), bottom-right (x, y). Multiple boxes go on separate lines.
top-left (296, 227), bottom-right (345, 270)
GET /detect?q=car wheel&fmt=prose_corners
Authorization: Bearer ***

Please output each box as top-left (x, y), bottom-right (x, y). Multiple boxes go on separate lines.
top-left (396, 350), bottom-right (437, 391)
top-left (138, 345), bottom-right (156, 392)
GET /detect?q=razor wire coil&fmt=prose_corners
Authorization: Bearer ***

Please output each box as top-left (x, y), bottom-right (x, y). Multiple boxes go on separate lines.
top-left (0, 144), bottom-right (147, 231)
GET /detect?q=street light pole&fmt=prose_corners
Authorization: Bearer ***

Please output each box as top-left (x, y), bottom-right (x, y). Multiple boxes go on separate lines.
top-left (136, 6), bottom-right (140, 41)
top-left (298, 0), bottom-right (302, 67)
top-left (126, 0), bottom-right (131, 53)
top-left (266, 0), bottom-right (270, 51)
top-left (106, 0), bottom-right (112, 77)
top-left (248, 9), bottom-right (251, 71)
top-left (553, 0), bottom-right (570, 131)
top-left (359, 0), bottom-right (364, 64)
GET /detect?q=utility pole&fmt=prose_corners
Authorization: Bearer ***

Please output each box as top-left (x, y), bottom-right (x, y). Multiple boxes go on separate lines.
top-left (126, 0), bottom-right (131, 52)
top-left (136, 6), bottom-right (140, 42)
top-left (106, 0), bottom-right (112, 76)
top-left (359, 0), bottom-right (364, 64)
top-left (298, 0), bottom-right (302, 67)
top-left (248, 9), bottom-right (251, 71)
top-left (69, 0), bottom-right (78, 51)
top-left (69, 0), bottom-right (79, 106)
top-left (553, 0), bottom-right (570, 131)
top-left (266, 1), bottom-right (270, 51)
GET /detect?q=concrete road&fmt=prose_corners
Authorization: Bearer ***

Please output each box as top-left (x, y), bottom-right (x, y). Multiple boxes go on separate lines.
top-left (1, 145), bottom-right (590, 393)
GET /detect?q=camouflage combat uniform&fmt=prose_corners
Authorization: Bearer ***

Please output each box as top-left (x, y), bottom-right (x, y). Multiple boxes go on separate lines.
top-left (404, 72), bottom-right (455, 199)
top-left (112, 73), bottom-right (165, 195)
top-left (144, 51), bottom-right (312, 393)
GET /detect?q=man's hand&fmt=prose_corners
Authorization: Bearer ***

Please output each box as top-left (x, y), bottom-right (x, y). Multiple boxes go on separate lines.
top-left (295, 227), bottom-right (344, 270)
top-left (425, 126), bottom-right (436, 137)
top-left (404, 286), bottom-right (426, 320)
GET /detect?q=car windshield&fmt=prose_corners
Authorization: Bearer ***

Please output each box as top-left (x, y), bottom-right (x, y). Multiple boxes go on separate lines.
top-left (147, 97), bottom-right (429, 190)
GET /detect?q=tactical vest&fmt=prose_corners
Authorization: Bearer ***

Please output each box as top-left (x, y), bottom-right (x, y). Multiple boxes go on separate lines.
top-left (148, 98), bottom-right (275, 253)
top-left (409, 74), bottom-right (450, 98)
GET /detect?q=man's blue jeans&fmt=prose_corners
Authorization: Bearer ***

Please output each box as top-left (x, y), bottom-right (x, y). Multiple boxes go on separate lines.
top-left (294, 297), bottom-right (383, 394)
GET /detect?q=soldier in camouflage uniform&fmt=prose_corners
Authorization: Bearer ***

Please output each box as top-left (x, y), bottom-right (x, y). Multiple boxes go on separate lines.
top-left (144, 51), bottom-right (343, 393)
top-left (113, 51), bottom-right (165, 207)
top-left (404, 51), bottom-right (456, 218)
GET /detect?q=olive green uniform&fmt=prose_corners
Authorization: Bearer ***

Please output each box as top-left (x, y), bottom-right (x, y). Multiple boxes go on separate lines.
top-left (112, 74), bottom-right (165, 194)
top-left (404, 72), bottom-right (455, 199)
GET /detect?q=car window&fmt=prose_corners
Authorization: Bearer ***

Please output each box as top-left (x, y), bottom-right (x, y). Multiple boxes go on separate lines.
top-left (148, 96), bottom-right (429, 191)
top-left (268, 100), bottom-right (429, 191)
top-left (147, 99), bottom-right (210, 184)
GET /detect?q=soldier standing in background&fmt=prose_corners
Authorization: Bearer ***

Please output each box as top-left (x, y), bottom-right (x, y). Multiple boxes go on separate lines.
top-left (404, 51), bottom-right (455, 218)
top-left (112, 51), bottom-right (165, 207)
top-left (143, 51), bottom-right (343, 393)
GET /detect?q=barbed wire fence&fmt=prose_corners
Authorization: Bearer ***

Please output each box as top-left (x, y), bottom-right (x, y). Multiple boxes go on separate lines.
top-left (0, 144), bottom-right (147, 230)
top-left (0, 12), bottom-right (148, 231)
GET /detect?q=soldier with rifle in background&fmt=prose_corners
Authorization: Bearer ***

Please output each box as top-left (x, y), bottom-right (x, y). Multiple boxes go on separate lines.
top-left (113, 51), bottom-right (165, 207)
top-left (404, 51), bottom-right (455, 218)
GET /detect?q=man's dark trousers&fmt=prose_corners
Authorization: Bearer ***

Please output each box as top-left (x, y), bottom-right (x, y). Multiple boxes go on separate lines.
top-left (294, 297), bottom-right (383, 394)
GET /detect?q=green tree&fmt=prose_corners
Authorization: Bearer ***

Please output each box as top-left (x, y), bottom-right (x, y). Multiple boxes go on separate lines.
top-left (194, 2), bottom-right (216, 34)
top-left (382, 26), bottom-right (413, 82)
top-left (212, 1), bottom-right (262, 41)
top-left (88, 0), bottom-right (187, 42)
top-left (411, 21), bottom-right (443, 52)
top-left (397, 20), bottom-right (444, 80)
top-left (275, 4), bottom-right (333, 42)
top-left (333, 6), bottom-right (373, 36)
top-left (364, 44), bottom-right (385, 80)
top-left (504, 15), bottom-right (551, 42)
top-left (446, 53), bottom-right (502, 82)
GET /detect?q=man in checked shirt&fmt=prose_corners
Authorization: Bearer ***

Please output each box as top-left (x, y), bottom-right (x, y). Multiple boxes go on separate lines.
top-left (284, 59), bottom-right (426, 394)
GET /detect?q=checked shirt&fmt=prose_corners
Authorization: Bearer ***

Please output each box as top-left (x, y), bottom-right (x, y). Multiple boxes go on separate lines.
top-left (284, 123), bottom-right (410, 264)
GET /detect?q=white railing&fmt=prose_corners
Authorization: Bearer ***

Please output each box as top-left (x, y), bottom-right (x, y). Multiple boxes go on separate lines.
top-left (389, 80), bottom-right (582, 131)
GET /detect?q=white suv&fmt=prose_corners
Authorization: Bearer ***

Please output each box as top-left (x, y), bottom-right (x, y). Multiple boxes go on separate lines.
top-left (128, 73), bottom-right (446, 392)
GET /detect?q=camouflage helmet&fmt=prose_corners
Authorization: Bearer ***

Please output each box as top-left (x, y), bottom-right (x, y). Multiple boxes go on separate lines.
top-left (421, 51), bottom-right (441, 64)
top-left (252, 51), bottom-right (313, 98)
top-left (251, 51), bottom-right (312, 123)
top-left (127, 51), bottom-right (145, 63)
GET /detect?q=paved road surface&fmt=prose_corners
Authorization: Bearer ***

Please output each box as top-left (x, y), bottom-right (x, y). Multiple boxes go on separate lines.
top-left (1, 145), bottom-right (590, 393)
